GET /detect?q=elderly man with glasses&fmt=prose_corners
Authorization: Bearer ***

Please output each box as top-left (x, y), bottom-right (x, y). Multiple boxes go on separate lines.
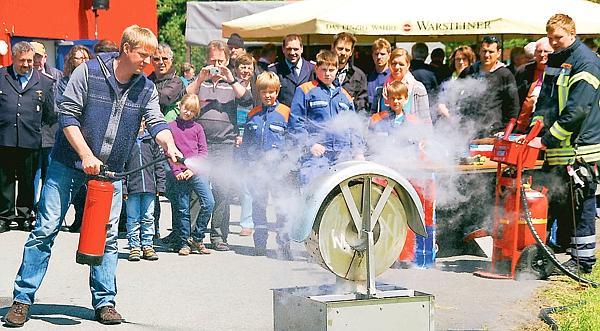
top-left (148, 43), bottom-right (186, 122)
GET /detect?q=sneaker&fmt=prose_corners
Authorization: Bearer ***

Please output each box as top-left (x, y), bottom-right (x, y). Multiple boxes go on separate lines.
top-left (213, 242), bottom-right (230, 251)
top-left (95, 306), bottom-right (124, 325)
top-left (128, 248), bottom-right (141, 262)
top-left (142, 246), bottom-right (159, 261)
top-left (4, 301), bottom-right (30, 327)
top-left (188, 238), bottom-right (212, 254)
top-left (561, 259), bottom-right (593, 274)
top-left (178, 246), bottom-right (191, 256)
top-left (239, 228), bottom-right (253, 236)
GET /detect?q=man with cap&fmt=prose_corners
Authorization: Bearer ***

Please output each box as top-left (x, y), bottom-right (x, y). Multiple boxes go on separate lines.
top-left (30, 41), bottom-right (63, 215)
top-left (0, 41), bottom-right (55, 233)
top-left (227, 33), bottom-right (246, 71)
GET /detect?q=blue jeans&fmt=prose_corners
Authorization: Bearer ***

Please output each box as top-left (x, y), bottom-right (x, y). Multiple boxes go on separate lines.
top-left (125, 192), bottom-right (155, 248)
top-left (13, 160), bottom-right (122, 310)
top-left (169, 173), bottom-right (214, 248)
top-left (240, 181), bottom-right (253, 229)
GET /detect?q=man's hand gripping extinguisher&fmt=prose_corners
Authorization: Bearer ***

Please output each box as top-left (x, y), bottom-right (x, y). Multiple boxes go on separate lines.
top-left (76, 156), bottom-right (185, 266)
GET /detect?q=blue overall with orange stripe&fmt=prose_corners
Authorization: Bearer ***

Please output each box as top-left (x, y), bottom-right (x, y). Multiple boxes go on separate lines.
top-left (240, 102), bottom-right (291, 250)
top-left (289, 79), bottom-right (362, 184)
top-left (368, 110), bottom-right (437, 267)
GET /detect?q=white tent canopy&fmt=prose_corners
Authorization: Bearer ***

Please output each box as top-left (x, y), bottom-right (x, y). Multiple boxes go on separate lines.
top-left (185, 1), bottom-right (286, 46)
top-left (222, 0), bottom-right (600, 43)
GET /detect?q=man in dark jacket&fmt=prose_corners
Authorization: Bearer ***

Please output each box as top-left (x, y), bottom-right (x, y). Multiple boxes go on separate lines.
top-left (268, 34), bottom-right (315, 107)
top-left (532, 14), bottom-right (600, 274)
top-left (459, 36), bottom-right (520, 136)
top-left (0, 42), bottom-right (55, 233)
top-left (331, 32), bottom-right (368, 112)
top-left (410, 42), bottom-right (438, 95)
top-left (148, 43), bottom-right (185, 121)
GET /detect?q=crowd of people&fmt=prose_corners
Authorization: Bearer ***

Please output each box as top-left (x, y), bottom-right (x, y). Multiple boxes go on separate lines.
top-left (0, 12), bottom-right (599, 327)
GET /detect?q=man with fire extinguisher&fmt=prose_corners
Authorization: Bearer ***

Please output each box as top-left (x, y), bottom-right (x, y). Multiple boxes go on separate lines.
top-left (3, 26), bottom-right (183, 327)
top-left (531, 13), bottom-right (600, 275)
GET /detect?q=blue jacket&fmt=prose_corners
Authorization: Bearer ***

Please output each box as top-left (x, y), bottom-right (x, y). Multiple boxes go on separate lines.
top-left (123, 131), bottom-right (166, 195)
top-left (289, 79), bottom-right (362, 154)
top-left (268, 58), bottom-right (314, 107)
top-left (240, 102), bottom-right (290, 161)
top-left (54, 52), bottom-right (168, 172)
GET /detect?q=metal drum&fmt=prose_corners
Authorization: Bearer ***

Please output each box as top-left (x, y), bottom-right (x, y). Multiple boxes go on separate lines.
top-left (292, 161), bottom-right (426, 281)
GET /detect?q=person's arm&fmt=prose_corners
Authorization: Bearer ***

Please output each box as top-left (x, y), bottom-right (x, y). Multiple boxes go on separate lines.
top-left (541, 64), bottom-right (600, 148)
top-left (63, 126), bottom-right (102, 175)
top-left (219, 65), bottom-right (251, 100)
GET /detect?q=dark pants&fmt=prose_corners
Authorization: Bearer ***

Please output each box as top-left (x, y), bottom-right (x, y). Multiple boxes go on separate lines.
top-left (543, 164), bottom-right (597, 269)
top-left (249, 179), bottom-right (288, 250)
top-left (0, 146), bottom-right (39, 225)
top-left (208, 144), bottom-right (234, 245)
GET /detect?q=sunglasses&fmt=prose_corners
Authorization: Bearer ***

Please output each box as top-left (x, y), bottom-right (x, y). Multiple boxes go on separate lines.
top-left (152, 56), bottom-right (171, 62)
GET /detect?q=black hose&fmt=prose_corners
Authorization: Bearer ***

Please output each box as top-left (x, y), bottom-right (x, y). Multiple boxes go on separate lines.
top-left (101, 156), bottom-right (185, 179)
top-left (520, 186), bottom-right (599, 288)
top-left (539, 301), bottom-right (585, 331)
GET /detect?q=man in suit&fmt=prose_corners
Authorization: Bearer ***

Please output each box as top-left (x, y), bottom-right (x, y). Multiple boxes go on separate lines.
top-left (0, 41), bottom-right (55, 233)
top-left (268, 34), bottom-right (314, 107)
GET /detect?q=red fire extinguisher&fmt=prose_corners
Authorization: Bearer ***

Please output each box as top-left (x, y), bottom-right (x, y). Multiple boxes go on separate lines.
top-left (76, 178), bottom-right (114, 266)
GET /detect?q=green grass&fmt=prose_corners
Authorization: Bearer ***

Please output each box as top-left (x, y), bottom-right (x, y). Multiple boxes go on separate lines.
top-left (528, 257), bottom-right (600, 331)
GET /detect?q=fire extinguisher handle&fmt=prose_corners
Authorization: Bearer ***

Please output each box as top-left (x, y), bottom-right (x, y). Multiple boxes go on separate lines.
top-left (523, 120), bottom-right (544, 144)
top-left (503, 118), bottom-right (517, 141)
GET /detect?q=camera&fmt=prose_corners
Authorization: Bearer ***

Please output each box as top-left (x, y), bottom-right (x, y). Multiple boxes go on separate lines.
top-left (209, 67), bottom-right (221, 76)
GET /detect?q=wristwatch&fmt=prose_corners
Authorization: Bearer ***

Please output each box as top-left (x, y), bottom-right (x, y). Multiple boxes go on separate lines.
top-left (228, 78), bottom-right (238, 85)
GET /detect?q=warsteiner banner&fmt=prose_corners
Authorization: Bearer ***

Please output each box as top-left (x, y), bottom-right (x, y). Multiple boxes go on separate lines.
top-left (320, 20), bottom-right (497, 35)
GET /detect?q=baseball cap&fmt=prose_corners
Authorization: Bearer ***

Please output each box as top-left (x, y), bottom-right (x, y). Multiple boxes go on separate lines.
top-left (30, 41), bottom-right (47, 56)
top-left (227, 33), bottom-right (244, 49)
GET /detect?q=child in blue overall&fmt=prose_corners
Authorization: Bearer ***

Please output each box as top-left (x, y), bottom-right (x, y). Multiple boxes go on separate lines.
top-left (123, 121), bottom-right (166, 261)
top-left (289, 50), bottom-right (364, 185)
top-left (369, 80), bottom-right (436, 268)
top-left (240, 71), bottom-right (291, 257)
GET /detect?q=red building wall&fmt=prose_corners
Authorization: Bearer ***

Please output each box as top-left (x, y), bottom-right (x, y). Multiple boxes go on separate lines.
top-left (0, 0), bottom-right (157, 66)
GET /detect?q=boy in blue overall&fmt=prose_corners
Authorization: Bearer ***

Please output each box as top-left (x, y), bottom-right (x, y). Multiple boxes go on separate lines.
top-left (289, 50), bottom-right (364, 185)
top-left (240, 71), bottom-right (291, 257)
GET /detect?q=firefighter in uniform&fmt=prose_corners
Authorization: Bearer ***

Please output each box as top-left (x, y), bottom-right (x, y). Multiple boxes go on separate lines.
top-left (532, 14), bottom-right (600, 274)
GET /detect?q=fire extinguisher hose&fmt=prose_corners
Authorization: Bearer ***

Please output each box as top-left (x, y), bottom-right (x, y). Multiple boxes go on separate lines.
top-left (101, 156), bottom-right (185, 179)
top-left (520, 186), bottom-right (599, 288)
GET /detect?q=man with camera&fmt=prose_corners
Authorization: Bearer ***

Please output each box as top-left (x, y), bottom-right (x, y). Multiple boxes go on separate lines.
top-left (186, 40), bottom-right (253, 251)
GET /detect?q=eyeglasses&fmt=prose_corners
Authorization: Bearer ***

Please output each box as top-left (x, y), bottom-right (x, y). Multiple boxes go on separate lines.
top-left (152, 56), bottom-right (171, 62)
top-left (74, 57), bottom-right (89, 61)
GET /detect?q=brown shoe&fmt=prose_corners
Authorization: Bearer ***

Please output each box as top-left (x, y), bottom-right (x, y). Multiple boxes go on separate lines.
top-left (142, 246), bottom-right (159, 261)
top-left (187, 238), bottom-right (212, 254)
top-left (178, 246), bottom-right (191, 256)
top-left (239, 227), bottom-right (253, 236)
top-left (4, 301), bottom-right (30, 327)
top-left (95, 306), bottom-right (123, 325)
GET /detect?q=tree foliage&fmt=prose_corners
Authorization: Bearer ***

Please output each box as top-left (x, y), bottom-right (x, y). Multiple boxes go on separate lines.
top-left (157, 0), bottom-right (205, 72)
